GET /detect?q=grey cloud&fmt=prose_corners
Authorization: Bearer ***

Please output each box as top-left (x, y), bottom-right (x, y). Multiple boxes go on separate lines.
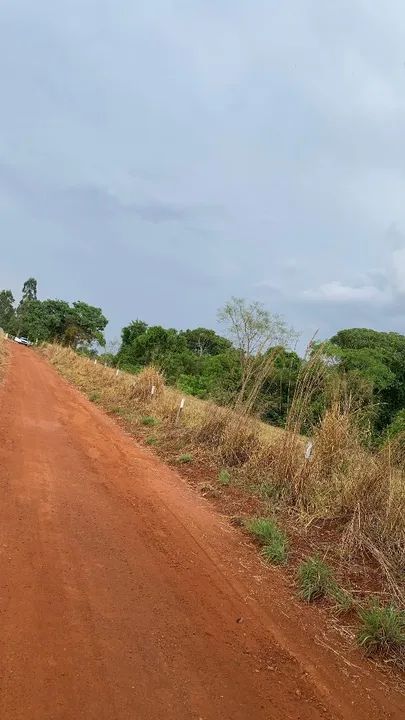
top-left (2, 1), bottom-right (405, 343)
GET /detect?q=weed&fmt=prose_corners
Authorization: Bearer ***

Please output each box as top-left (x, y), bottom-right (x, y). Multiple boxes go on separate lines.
top-left (245, 517), bottom-right (288, 565)
top-left (111, 406), bottom-right (125, 416)
top-left (297, 556), bottom-right (333, 602)
top-left (89, 392), bottom-right (101, 403)
top-left (178, 453), bottom-right (193, 464)
top-left (145, 436), bottom-right (158, 446)
top-left (218, 469), bottom-right (231, 486)
top-left (141, 415), bottom-right (158, 427)
top-left (357, 603), bottom-right (405, 655)
top-left (257, 481), bottom-right (282, 501)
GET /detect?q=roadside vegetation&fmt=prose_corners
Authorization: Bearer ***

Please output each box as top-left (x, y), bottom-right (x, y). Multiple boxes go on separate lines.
top-left (0, 330), bottom-right (8, 381)
top-left (4, 278), bottom-right (403, 667)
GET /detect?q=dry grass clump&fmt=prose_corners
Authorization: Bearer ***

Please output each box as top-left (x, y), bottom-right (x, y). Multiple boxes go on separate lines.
top-left (196, 405), bottom-right (262, 466)
top-left (130, 366), bottom-right (165, 402)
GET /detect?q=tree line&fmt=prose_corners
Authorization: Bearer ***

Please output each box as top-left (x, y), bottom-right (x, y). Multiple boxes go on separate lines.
top-left (0, 278), bottom-right (107, 348)
top-left (1, 279), bottom-right (405, 443)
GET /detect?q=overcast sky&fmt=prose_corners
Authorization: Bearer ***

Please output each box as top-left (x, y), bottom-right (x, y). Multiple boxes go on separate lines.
top-left (1, 1), bottom-right (405, 345)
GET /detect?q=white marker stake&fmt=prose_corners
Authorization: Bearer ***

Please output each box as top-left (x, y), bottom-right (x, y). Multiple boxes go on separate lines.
top-left (175, 398), bottom-right (186, 425)
top-left (116, 369), bottom-right (120, 377)
top-left (305, 441), bottom-right (313, 461)
top-left (151, 385), bottom-right (156, 397)
top-left (94, 359), bottom-right (97, 365)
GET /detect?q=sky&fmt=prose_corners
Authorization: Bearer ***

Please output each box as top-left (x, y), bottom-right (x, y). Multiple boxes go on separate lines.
top-left (1, 0), bottom-right (405, 347)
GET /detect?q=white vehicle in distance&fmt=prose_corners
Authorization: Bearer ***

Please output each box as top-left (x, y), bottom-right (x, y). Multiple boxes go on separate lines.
top-left (14, 336), bottom-right (31, 346)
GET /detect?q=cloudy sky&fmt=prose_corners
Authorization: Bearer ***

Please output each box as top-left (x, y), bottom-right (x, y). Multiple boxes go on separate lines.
top-left (1, 0), bottom-right (405, 345)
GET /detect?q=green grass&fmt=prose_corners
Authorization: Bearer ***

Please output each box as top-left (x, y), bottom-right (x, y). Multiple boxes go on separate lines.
top-left (297, 557), bottom-right (333, 602)
top-left (178, 453), bottom-right (193, 464)
top-left (218, 469), bottom-right (231, 486)
top-left (244, 517), bottom-right (288, 565)
top-left (357, 603), bottom-right (405, 655)
top-left (89, 392), bottom-right (101, 403)
top-left (141, 415), bottom-right (158, 427)
top-left (145, 436), bottom-right (158, 446)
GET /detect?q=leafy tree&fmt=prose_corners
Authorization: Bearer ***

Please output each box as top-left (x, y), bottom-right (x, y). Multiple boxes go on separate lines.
top-left (326, 329), bottom-right (405, 434)
top-left (0, 290), bottom-right (15, 333)
top-left (64, 301), bottom-right (108, 347)
top-left (21, 277), bottom-right (38, 304)
top-left (181, 328), bottom-right (231, 356)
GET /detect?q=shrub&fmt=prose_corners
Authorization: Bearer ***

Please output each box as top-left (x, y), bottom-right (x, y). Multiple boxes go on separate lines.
top-left (245, 517), bottom-right (288, 565)
top-left (357, 603), bottom-right (405, 655)
top-left (297, 557), bottom-right (333, 602)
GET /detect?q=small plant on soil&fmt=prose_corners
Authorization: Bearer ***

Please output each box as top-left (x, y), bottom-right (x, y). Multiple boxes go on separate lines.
top-left (178, 453), bottom-right (193, 463)
top-left (111, 406), bottom-right (125, 416)
top-left (218, 469), bottom-right (231, 486)
top-left (357, 603), bottom-right (405, 655)
top-left (141, 415), bottom-right (158, 427)
top-left (89, 392), bottom-right (100, 403)
top-left (297, 556), bottom-right (333, 602)
top-left (245, 517), bottom-right (288, 565)
top-left (145, 436), bottom-right (158, 446)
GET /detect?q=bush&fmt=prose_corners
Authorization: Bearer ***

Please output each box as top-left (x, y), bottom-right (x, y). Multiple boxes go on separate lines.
top-left (357, 603), bottom-right (405, 655)
top-left (245, 517), bottom-right (288, 565)
top-left (297, 557), bottom-right (333, 602)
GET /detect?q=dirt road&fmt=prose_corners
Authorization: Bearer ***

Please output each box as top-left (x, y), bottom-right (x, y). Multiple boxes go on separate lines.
top-left (0, 344), bottom-right (403, 719)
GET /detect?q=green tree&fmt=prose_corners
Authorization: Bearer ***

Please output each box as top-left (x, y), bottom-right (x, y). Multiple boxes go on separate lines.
top-left (181, 328), bottom-right (231, 356)
top-left (0, 290), bottom-right (15, 333)
top-left (21, 277), bottom-right (38, 304)
top-left (64, 302), bottom-right (108, 348)
top-left (325, 329), bottom-right (405, 435)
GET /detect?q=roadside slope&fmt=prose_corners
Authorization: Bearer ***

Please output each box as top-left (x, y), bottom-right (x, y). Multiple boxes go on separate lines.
top-left (0, 343), bottom-right (402, 720)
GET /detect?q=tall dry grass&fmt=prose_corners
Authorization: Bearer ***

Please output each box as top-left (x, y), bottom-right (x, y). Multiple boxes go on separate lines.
top-left (42, 343), bottom-right (404, 600)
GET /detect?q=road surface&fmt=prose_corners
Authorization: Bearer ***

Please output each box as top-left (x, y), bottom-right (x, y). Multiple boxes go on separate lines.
top-left (0, 344), bottom-right (402, 719)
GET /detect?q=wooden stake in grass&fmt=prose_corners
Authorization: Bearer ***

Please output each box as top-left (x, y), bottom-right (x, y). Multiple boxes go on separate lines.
top-left (116, 369), bottom-right (120, 377)
top-left (175, 398), bottom-right (186, 425)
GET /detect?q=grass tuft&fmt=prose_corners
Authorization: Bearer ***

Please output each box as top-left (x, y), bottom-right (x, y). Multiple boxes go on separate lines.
top-left (141, 415), bottom-right (158, 427)
top-left (178, 453), bottom-right (193, 464)
top-left (297, 556), bottom-right (333, 602)
top-left (357, 603), bottom-right (405, 655)
top-left (145, 436), bottom-right (158, 446)
top-left (245, 517), bottom-right (288, 565)
top-left (218, 469), bottom-right (231, 486)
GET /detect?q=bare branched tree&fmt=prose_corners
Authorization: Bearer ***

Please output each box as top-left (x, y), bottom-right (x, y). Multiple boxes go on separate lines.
top-left (218, 297), bottom-right (297, 413)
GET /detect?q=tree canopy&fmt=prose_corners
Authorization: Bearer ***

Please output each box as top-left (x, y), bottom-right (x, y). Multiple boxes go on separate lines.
top-left (0, 279), bottom-right (107, 348)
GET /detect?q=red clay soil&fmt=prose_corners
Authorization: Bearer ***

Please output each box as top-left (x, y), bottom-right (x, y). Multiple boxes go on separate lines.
top-left (0, 344), bottom-right (403, 720)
